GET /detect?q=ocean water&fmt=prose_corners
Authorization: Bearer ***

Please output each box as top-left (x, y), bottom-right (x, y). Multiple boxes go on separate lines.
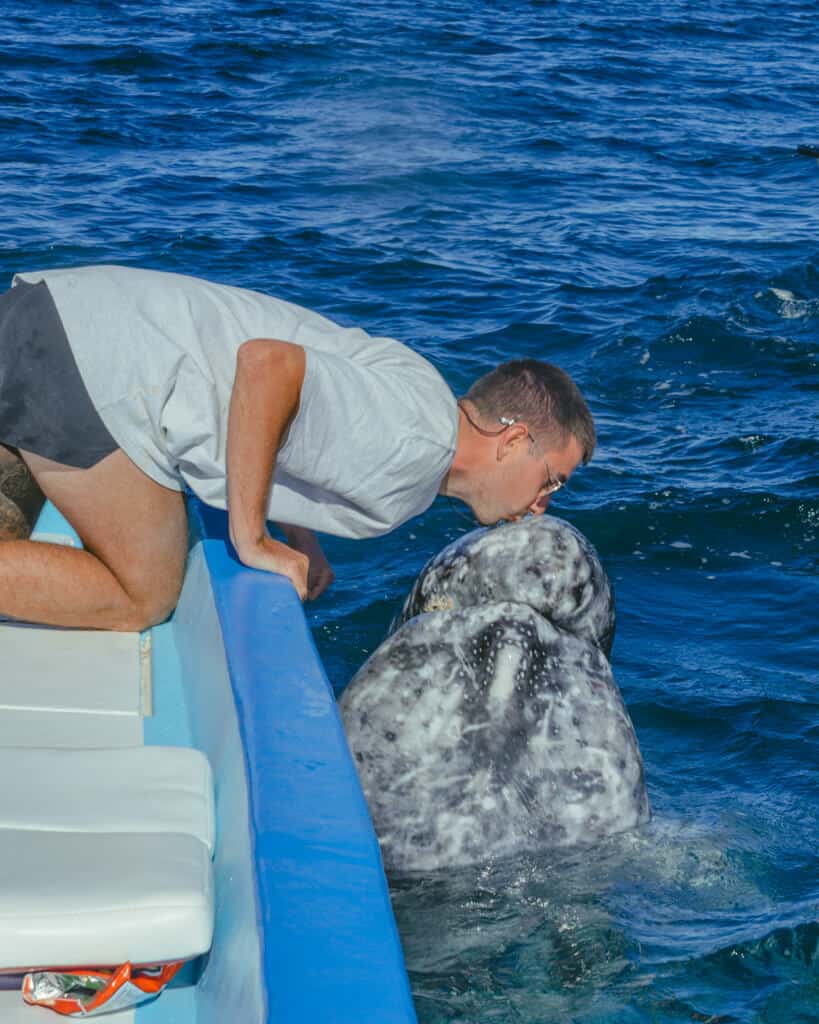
top-left (2, 2), bottom-right (817, 1021)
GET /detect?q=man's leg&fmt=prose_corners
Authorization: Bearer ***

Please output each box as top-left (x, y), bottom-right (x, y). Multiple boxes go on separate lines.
top-left (0, 445), bottom-right (45, 540)
top-left (0, 448), bottom-right (187, 630)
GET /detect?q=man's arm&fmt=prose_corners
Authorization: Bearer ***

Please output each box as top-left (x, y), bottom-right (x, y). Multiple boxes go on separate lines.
top-left (227, 338), bottom-right (321, 600)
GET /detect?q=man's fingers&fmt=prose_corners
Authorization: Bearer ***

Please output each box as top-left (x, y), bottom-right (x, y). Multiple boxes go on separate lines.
top-left (283, 563), bottom-right (308, 600)
top-left (306, 567), bottom-right (335, 601)
top-left (236, 531), bottom-right (333, 602)
top-left (236, 535), bottom-right (311, 599)
top-left (286, 553), bottom-right (310, 600)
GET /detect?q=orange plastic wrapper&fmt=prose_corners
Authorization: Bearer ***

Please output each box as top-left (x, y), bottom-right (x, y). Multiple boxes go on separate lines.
top-left (22, 960), bottom-right (183, 1016)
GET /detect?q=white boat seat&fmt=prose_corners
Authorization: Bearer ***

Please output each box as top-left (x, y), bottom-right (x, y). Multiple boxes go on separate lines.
top-left (0, 625), bottom-right (145, 749)
top-left (0, 830), bottom-right (213, 969)
top-left (0, 746), bottom-right (215, 853)
top-left (0, 746), bottom-right (215, 971)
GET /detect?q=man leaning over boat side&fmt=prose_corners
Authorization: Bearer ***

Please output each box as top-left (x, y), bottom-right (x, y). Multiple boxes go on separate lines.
top-left (0, 265), bottom-right (595, 631)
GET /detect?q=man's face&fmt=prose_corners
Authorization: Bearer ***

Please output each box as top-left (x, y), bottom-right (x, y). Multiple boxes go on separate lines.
top-left (469, 432), bottom-right (585, 526)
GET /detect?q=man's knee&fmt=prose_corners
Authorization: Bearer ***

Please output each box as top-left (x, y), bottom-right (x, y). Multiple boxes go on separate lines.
top-left (0, 446), bottom-right (45, 540)
top-left (116, 564), bottom-right (186, 632)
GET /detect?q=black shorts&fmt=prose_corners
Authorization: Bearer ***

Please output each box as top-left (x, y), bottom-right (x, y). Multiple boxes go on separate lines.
top-left (0, 280), bottom-right (118, 468)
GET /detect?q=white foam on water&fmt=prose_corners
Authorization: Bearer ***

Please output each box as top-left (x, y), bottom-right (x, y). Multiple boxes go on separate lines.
top-left (770, 287), bottom-right (816, 319)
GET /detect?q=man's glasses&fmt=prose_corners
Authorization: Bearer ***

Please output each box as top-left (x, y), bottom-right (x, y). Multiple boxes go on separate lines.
top-left (498, 415), bottom-right (565, 496)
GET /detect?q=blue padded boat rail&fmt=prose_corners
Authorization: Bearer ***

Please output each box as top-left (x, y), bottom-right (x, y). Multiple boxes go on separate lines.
top-left (190, 500), bottom-right (417, 1024)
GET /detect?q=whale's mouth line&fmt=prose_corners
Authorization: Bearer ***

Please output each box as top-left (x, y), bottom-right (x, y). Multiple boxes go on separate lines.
top-left (446, 494), bottom-right (542, 528)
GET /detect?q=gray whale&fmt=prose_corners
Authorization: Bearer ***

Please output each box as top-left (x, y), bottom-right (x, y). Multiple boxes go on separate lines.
top-left (340, 516), bottom-right (649, 873)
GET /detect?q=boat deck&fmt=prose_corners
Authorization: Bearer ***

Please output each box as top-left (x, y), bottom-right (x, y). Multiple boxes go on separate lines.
top-left (0, 501), bottom-right (416, 1023)
top-left (0, 508), bottom-right (145, 1021)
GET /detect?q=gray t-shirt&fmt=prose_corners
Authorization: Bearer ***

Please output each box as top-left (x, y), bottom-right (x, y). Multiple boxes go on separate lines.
top-left (14, 265), bottom-right (458, 538)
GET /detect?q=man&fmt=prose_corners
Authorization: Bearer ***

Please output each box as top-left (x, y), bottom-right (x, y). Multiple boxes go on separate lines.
top-left (0, 265), bottom-right (595, 631)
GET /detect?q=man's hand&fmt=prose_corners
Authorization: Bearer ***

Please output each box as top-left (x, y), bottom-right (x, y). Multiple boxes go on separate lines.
top-left (235, 532), bottom-right (311, 600)
top-left (280, 524), bottom-right (335, 600)
top-left (236, 526), bottom-right (335, 601)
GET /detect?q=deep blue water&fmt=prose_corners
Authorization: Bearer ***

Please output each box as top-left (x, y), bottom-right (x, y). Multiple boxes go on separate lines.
top-left (2, 2), bottom-right (817, 1020)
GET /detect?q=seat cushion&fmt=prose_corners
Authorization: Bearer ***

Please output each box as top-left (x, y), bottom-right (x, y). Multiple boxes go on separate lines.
top-left (0, 746), bottom-right (214, 852)
top-left (0, 626), bottom-right (144, 749)
top-left (0, 829), bottom-right (213, 969)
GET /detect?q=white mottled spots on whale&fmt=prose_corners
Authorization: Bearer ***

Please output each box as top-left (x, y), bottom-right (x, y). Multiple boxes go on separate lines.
top-left (341, 516), bottom-right (649, 872)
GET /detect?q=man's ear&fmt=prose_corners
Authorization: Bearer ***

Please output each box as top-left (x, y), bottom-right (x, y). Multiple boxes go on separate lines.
top-left (496, 423), bottom-right (528, 461)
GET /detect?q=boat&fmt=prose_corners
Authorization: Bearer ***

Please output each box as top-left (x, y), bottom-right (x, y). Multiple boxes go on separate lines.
top-left (0, 498), bottom-right (417, 1023)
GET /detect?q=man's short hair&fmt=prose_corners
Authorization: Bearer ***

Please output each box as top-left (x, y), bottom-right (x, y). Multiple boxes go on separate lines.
top-left (464, 359), bottom-right (596, 463)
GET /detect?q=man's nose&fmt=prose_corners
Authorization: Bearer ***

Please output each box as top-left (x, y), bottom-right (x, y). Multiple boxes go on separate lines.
top-left (529, 493), bottom-right (550, 515)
